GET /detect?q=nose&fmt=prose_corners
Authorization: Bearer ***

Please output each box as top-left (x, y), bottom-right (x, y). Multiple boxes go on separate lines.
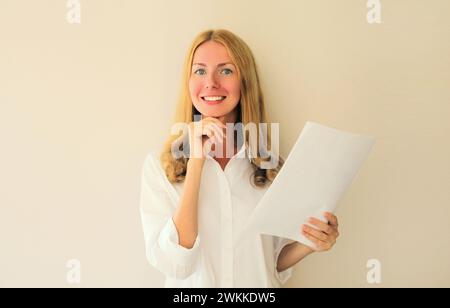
top-left (205, 72), bottom-right (219, 89)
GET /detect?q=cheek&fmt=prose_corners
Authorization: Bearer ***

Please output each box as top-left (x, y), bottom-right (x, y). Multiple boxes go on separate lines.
top-left (218, 76), bottom-right (239, 94)
top-left (189, 79), bottom-right (202, 98)
top-left (226, 80), bottom-right (241, 97)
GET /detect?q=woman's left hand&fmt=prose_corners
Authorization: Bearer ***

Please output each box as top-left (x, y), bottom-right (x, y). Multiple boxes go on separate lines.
top-left (301, 212), bottom-right (340, 252)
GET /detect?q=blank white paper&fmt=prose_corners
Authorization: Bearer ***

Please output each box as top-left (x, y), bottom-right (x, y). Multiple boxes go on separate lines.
top-left (245, 121), bottom-right (375, 249)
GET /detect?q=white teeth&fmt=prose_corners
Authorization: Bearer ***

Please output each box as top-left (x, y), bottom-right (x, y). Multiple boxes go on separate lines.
top-left (203, 96), bottom-right (226, 101)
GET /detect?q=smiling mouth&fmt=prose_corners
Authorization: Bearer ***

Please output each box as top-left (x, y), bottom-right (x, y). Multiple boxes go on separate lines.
top-left (201, 96), bottom-right (227, 102)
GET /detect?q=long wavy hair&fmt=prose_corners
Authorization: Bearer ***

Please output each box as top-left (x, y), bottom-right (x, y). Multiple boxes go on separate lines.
top-left (160, 29), bottom-right (284, 188)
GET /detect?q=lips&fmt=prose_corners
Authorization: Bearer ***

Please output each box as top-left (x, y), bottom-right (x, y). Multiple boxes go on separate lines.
top-left (201, 96), bottom-right (227, 105)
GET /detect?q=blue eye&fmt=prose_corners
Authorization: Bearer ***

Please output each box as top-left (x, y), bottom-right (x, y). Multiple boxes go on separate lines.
top-left (194, 68), bottom-right (206, 75)
top-left (221, 68), bottom-right (233, 75)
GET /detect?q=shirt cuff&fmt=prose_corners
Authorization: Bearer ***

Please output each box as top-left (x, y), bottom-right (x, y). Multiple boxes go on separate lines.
top-left (274, 238), bottom-right (295, 285)
top-left (158, 217), bottom-right (201, 267)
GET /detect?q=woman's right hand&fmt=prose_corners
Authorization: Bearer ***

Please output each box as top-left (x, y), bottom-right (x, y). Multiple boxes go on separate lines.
top-left (187, 116), bottom-right (226, 162)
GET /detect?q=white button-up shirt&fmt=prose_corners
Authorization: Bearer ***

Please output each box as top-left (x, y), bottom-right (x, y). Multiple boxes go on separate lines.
top-left (139, 144), bottom-right (294, 287)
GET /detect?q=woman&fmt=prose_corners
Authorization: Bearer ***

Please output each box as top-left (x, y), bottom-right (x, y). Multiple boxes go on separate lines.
top-left (139, 29), bottom-right (339, 287)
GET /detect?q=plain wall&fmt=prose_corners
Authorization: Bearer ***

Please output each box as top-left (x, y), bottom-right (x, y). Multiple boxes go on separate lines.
top-left (0, 0), bottom-right (449, 287)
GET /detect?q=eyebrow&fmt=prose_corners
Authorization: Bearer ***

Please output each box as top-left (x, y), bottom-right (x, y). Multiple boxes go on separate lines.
top-left (192, 62), bottom-right (235, 67)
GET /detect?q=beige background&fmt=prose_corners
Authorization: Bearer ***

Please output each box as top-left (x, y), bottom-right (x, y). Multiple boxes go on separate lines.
top-left (1, 0), bottom-right (449, 287)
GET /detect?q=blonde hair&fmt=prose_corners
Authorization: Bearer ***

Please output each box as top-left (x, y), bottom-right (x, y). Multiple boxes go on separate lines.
top-left (160, 29), bottom-right (284, 188)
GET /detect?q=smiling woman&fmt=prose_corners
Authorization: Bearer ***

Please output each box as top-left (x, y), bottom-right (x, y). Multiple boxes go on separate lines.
top-left (161, 29), bottom-right (283, 186)
top-left (189, 42), bottom-right (241, 114)
top-left (139, 29), bottom-right (339, 288)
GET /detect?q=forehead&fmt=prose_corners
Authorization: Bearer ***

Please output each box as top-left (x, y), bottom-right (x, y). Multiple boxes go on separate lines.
top-left (192, 41), bottom-right (233, 64)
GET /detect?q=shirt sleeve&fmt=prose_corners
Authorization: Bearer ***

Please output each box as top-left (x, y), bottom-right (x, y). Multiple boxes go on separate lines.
top-left (273, 236), bottom-right (295, 285)
top-left (139, 151), bottom-right (201, 279)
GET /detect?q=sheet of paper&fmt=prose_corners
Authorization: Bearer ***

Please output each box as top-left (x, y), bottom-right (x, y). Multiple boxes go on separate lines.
top-left (245, 121), bottom-right (375, 249)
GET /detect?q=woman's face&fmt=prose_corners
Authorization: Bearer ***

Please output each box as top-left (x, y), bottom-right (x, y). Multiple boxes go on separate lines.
top-left (189, 41), bottom-right (241, 120)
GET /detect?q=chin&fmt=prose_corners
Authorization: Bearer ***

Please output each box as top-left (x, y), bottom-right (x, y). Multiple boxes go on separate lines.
top-left (195, 105), bottom-right (225, 118)
top-left (202, 110), bottom-right (226, 118)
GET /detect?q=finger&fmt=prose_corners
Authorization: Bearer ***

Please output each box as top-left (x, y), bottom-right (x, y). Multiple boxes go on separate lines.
top-left (203, 137), bottom-right (214, 156)
top-left (204, 117), bottom-right (226, 130)
top-left (206, 118), bottom-right (226, 138)
top-left (302, 224), bottom-right (328, 242)
top-left (204, 127), bottom-right (213, 138)
top-left (302, 230), bottom-right (328, 251)
top-left (308, 217), bottom-right (335, 235)
top-left (324, 212), bottom-right (338, 227)
top-left (211, 123), bottom-right (225, 141)
top-left (209, 135), bottom-right (216, 145)
top-left (211, 118), bottom-right (227, 129)
top-left (206, 123), bottom-right (224, 141)
top-left (204, 125), bottom-right (220, 140)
